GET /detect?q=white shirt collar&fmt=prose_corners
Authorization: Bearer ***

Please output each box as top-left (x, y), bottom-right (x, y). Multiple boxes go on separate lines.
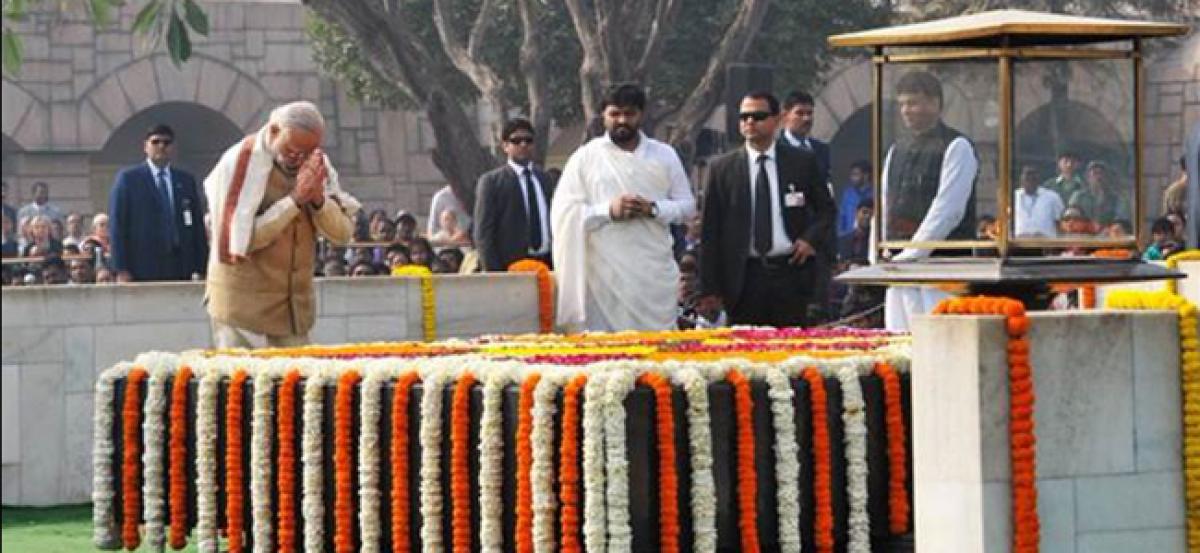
top-left (783, 130), bottom-right (808, 147)
top-left (745, 140), bottom-right (777, 162)
top-left (146, 159), bottom-right (170, 175)
top-left (604, 130), bottom-right (647, 154)
top-left (507, 159), bottom-right (534, 175)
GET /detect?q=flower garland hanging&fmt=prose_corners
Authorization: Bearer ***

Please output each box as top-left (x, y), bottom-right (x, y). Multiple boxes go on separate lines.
top-left (334, 370), bottom-right (361, 553)
top-left (836, 364), bottom-right (871, 553)
top-left (508, 259), bottom-right (556, 333)
top-left (1166, 250), bottom-right (1200, 295)
top-left (390, 371), bottom-right (421, 553)
top-left (670, 368), bottom-right (718, 552)
top-left (121, 366), bottom-right (148, 551)
top-left (142, 363), bottom-right (170, 552)
top-left (581, 372), bottom-right (609, 553)
top-left (195, 366), bottom-right (223, 553)
top-left (225, 369), bottom-right (249, 553)
top-left (168, 365), bottom-right (194, 550)
top-left (603, 368), bottom-right (638, 551)
top-left (450, 371), bottom-right (478, 553)
top-left (763, 368), bottom-right (802, 553)
top-left (934, 296), bottom-right (1039, 553)
top-left (1106, 289), bottom-right (1200, 548)
top-left (251, 370), bottom-right (276, 553)
top-left (477, 368), bottom-right (512, 552)
top-left (276, 369), bottom-right (301, 553)
top-left (302, 371), bottom-right (327, 553)
top-left (531, 375), bottom-right (563, 553)
top-left (558, 373), bottom-right (588, 553)
top-left (873, 361), bottom-right (909, 534)
top-left (93, 364), bottom-right (132, 550)
top-left (419, 369), bottom-right (450, 552)
top-left (727, 369), bottom-right (761, 553)
top-left (802, 367), bottom-right (835, 553)
top-left (392, 265), bottom-right (437, 341)
top-left (358, 370), bottom-right (385, 553)
top-left (515, 372), bottom-right (541, 553)
top-left (637, 372), bottom-right (681, 553)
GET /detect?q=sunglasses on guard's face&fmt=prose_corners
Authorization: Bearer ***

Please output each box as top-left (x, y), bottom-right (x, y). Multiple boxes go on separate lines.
top-left (507, 136), bottom-right (535, 145)
top-left (739, 111), bottom-right (772, 122)
top-left (149, 138), bottom-right (173, 146)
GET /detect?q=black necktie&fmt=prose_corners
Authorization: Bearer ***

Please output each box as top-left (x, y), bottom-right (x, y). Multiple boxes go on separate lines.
top-left (754, 154), bottom-right (772, 257)
top-left (523, 168), bottom-right (542, 251)
top-left (156, 169), bottom-right (179, 248)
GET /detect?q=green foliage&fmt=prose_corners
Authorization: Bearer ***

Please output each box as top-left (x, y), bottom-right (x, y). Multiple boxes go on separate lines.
top-left (306, 16), bottom-right (419, 110)
top-left (750, 0), bottom-right (892, 93)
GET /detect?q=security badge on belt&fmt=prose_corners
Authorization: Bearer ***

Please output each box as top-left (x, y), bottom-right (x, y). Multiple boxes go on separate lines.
top-left (784, 183), bottom-right (805, 208)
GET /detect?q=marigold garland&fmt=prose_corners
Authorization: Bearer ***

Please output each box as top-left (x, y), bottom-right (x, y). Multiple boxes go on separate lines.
top-left (391, 372), bottom-right (421, 553)
top-left (638, 372), bottom-right (681, 553)
top-left (802, 367), bottom-right (835, 553)
top-left (509, 259), bottom-right (555, 333)
top-left (1080, 286), bottom-right (1097, 309)
top-left (873, 361), bottom-right (910, 535)
top-left (727, 369), bottom-right (761, 553)
top-left (167, 366), bottom-right (193, 550)
top-left (558, 374), bottom-right (588, 553)
top-left (392, 265), bottom-right (437, 341)
top-left (334, 370), bottom-right (361, 553)
top-left (451, 372), bottom-right (478, 553)
top-left (276, 370), bottom-right (301, 553)
top-left (1106, 289), bottom-right (1200, 548)
top-left (515, 373), bottom-right (541, 553)
top-left (121, 367), bottom-right (148, 551)
top-left (225, 369), bottom-right (249, 553)
top-left (934, 296), bottom-right (1039, 553)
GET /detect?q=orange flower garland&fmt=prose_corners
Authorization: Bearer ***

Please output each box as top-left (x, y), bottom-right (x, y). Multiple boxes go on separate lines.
top-left (167, 366), bottom-right (193, 550)
top-left (515, 373), bottom-right (541, 553)
top-left (558, 374), bottom-right (588, 553)
top-left (121, 367), bottom-right (148, 551)
top-left (450, 372), bottom-right (478, 553)
top-left (873, 361), bottom-right (909, 534)
top-left (276, 370), bottom-right (301, 553)
top-left (225, 369), bottom-right (248, 553)
top-left (334, 371), bottom-right (361, 553)
top-left (802, 367), bottom-right (835, 553)
top-left (391, 372), bottom-right (421, 553)
top-left (934, 296), bottom-right (1039, 553)
top-left (637, 372), bottom-right (681, 553)
top-left (726, 369), bottom-right (760, 553)
top-left (1080, 286), bottom-right (1097, 309)
top-left (508, 259), bottom-right (555, 333)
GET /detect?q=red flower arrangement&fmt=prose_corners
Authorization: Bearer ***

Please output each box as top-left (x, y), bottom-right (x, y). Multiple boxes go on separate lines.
top-left (638, 372), bottom-right (680, 553)
top-left (515, 373), bottom-right (541, 553)
top-left (508, 259), bottom-right (555, 333)
top-left (276, 369), bottom-right (301, 553)
top-left (334, 370), bottom-right (361, 553)
top-left (451, 372), bottom-right (478, 553)
top-left (168, 365), bottom-right (193, 550)
top-left (727, 369), bottom-right (760, 553)
top-left (122, 367), bottom-right (149, 551)
top-left (558, 374), bottom-right (588, 553)
top-left (873, 361), bottom-right (909, 534)
top-left (391, 372), bottom-right (421, 553)
top-left (802, 367), bottom-right (835, 553)
top-left (225, 369), bottom-right (249, 553)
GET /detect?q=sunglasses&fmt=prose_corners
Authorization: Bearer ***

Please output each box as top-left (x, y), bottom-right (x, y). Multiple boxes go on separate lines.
top-left (149, 138), bottom-right (173, 146)
top-left (738, 111), bottom-right (772, 122)
top-left (507, 136), bottom-right (535, 145)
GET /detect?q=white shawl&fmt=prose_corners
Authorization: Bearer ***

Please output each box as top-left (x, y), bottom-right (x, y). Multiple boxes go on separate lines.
top-left (204, 125), bottom-right (360, 263)
top-left (551, 137), bottom-right (679, 332)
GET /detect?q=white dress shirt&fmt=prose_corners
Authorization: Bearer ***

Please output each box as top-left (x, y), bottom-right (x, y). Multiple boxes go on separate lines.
top-left (745, 141), bottom-right (792, 257)
top-left (782, 129), bottom-right (812, 151)
top-left (147, 159), bottom-right (175, 210)
top-left (584, 131), bottom-right (696, 228)
top-left (877, 136), bottom-right (978, 261)
top-left (1014, 186), bottom-right (1064, 238)
top-left (508, 159), bottom-right (551, 256)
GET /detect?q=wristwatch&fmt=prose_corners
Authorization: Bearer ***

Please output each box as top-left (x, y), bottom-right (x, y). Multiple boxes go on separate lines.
top-left (649, 201), bottom-right (660, 218)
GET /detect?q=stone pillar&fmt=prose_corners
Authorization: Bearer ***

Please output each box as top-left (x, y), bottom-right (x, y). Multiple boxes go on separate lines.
top-left (911, 310), bottom-right (1187, 553)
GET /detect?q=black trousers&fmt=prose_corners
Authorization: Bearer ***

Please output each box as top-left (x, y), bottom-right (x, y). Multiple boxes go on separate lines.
top-left (728, 257), bottom-right (812, 328)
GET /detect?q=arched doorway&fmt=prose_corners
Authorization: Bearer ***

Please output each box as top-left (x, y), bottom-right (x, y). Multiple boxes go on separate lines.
top-left (91, 102), bottom-right (243, 211)
top-left (827, 104), bottom-right (879, 193)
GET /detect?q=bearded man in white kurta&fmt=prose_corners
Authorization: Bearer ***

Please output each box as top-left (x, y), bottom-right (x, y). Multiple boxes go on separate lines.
top-left (551, 84), bottom-right (696, 332)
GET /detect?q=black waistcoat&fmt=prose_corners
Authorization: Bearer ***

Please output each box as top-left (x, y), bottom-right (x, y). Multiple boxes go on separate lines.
top-left (885, 122), bottom-right (977, 244)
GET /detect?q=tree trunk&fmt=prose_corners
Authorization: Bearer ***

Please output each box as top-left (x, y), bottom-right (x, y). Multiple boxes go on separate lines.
top-left (427, 89), bottom-right (493, 210)
top-left (516, 0), bottom-right (551, 164)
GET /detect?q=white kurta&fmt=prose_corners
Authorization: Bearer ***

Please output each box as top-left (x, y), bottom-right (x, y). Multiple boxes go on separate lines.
top-left (876, 136), bottom-right (978, 331)
top-left (1014, 187), bottom-right (1064, 238)
top-left (551, 132), bottom-right (696, 333)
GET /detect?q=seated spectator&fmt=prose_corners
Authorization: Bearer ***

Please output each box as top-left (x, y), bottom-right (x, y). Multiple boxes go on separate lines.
top-left (68, 258), bottom-right (95, 284)
top-left (95, 267), bottom-right (115, 284)
top-left (1013, 165), bottom-right (1064, 238)
top-left (385, 243), bottom-right (412, 269)
top-left (352, 210), bottom-right (370, 242)
top-left (85, 213), bottom-right (111, 251)
top-left (350, 260), bottom-right (378, 277)
top-left (394, 211), bottom-right (418, 245)
top-left (367, 209), bottom-right (395, 242)
top-left (838, 199), bottom-right (873, 266)
top-left (62, 212), bottom-right (84, 248)
top-left (22, 214), bottom-right (62, 257)
top-left (1104, 219), bottom-right (1133, 239)
top-left (322, 258), bottom-right (347, 277)
top-left (437, 247), bottom-right (465, 274)
top-left (409, 237), bottom-right (434, 268)
top-left (430, 209), bottom-right (471, 247)
top-left (40, 255), bottom-right (69, 284)
top-left (1069, 161), bottom-right (1130, 227)
top-left (1144, 217), bottom-right (1183, 261)
top-left (430, 258), bottom-right (452, 273)
top-left (1059, 206), bottom-right (1096, 236)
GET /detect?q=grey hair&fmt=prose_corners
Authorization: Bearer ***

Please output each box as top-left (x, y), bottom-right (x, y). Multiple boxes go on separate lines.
top-left (268, 101), bottom-right (325, 134)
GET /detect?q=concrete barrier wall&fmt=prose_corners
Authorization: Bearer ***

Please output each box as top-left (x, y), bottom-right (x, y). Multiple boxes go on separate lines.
top-left (0, 274), bottom-right (540, 506)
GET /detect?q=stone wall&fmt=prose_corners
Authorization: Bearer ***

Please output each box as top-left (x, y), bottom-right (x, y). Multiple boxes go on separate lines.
top-left (0, 274), bottom-right (540, 506)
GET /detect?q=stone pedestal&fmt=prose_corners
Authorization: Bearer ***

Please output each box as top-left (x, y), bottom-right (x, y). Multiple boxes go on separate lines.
top-left (911, 310), bottom-right (1187, 553)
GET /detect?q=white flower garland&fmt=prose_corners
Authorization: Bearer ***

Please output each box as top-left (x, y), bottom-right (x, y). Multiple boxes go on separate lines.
top-left (419, 368), bottom-right (450, 553)
top-left (194, 362), bottom-right (224, 553)
top-left (302, 370), bottom-right (328, 553)
top-left (581, 370), bottom-right (609, 553)
top-left (140, 356), bottom-right (172, 552)
top-left (92, 362), bottom-right (132, 550)
top-left (358, 366), bottom-right (387, 553)
top-left (837, 363), bottom-right (871, 553)
top-left (764, 367), bottom-right (802, 553)
top-left (477, 366), bottom-right (516, 552)
top-left (603, 367), bottom-right (638, 552)
top-left (530, 373), bottom-right (563, 553)
top-left (250, 368), bottom-right (277, 553)
top-left (669, 366), bottom-right (718, 553)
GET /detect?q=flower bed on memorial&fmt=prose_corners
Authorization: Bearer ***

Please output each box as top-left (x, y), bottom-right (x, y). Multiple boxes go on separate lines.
top-left (93, 327), bottom-right (913, 553)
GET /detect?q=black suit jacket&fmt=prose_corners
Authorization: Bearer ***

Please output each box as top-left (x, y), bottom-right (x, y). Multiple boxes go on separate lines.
top-left (699, 143), bottom-right (834, 308)
top-left (473, 164), bottom-right (556, 271)
top-left (108, 163), bottom-right (208, 281)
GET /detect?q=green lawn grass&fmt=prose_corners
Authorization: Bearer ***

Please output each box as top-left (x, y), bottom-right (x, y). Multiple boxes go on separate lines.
top-left (1, 504), bottom-right (200, 553)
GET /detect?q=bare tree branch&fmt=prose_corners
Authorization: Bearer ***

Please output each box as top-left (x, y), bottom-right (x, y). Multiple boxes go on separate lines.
top-left (563, 0), bottom-right (609, 124)
top-left (431, 0), bottom-right (509, 144)
top-left (516, 0), bottom-right (551, 164)
top-left (632, 0), bottom-right (681, 82)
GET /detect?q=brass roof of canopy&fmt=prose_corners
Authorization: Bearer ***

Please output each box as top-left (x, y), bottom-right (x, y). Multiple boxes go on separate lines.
top-left (828, 9), bottom-right (1190, 48)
